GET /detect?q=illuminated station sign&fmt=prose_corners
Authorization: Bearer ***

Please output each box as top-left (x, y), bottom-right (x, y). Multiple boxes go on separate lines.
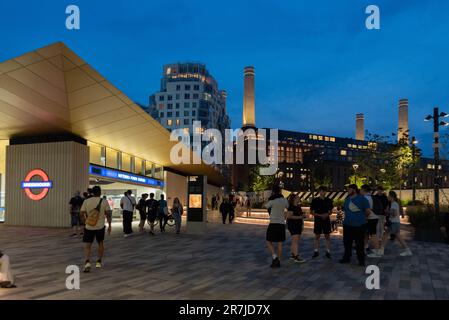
top-left (21, 169), bottom-right (53, 201)
top-left (89, 165), bottom-right (164, 188)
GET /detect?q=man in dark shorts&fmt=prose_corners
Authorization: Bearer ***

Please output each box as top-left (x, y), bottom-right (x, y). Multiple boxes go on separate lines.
top-left (360, 185), bottom-right (380, 254)
top-left (265, 185), bottom-right (289, 268)
top-left (69, 191), bottom-right (84, 237)
top-left (310, 186), bottom-right (333, 259)
top-left (146, 193), bottom-right (158, 235)
top-left (80, 186), bottom-right (112, 272)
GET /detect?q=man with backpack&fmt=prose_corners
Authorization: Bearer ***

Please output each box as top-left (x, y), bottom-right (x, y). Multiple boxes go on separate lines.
top-left (146, 193), bottom-right (158, 235)
top-left (80, 186), bottom-right (112, 273)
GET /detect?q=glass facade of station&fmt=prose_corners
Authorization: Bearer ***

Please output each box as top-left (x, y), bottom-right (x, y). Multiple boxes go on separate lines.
top-left (87, 141), bottom-right (164, 180)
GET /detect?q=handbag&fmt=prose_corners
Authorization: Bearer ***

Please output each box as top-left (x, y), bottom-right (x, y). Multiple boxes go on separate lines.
top-left (86, 199), bottom-right (102, 227)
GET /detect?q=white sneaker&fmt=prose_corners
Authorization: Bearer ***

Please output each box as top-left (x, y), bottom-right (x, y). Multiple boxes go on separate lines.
top-left (400, 249), bottom-right (412, 257)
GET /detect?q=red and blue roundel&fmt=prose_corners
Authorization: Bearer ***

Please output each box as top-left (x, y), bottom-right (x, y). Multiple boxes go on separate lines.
top-left (21, 169), bottom-right (53, 201)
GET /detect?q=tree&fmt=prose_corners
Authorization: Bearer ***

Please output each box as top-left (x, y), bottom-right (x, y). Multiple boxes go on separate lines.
top-left (248, 165), bottom-right (275, 192)
top-left (349, 132), bottom-right (420, 190)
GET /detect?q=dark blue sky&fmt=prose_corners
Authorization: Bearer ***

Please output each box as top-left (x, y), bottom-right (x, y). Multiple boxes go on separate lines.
top-left (1, 0), bottom-right (449, 156)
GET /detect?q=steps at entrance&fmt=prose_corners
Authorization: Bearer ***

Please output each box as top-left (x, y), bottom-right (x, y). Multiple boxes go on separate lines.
top-left (234, 209), bottom-right (343, 235)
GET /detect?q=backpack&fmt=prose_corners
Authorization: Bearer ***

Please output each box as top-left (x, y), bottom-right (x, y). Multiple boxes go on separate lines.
top-left (372, 195), bottom-right (385, 216)
top-left (147, 199), bottom-right (158, 215)
top-left (86, 199), bottom-right (102, 227)
top-left (136, 199), bottom-right (145, 211)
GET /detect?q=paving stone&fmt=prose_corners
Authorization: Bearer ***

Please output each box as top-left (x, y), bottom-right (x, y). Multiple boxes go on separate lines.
top-left (1, 220), bottom-right (448, 299)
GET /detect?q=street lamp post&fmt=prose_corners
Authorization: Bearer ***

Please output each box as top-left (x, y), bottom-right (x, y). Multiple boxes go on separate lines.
top-left (424, 107), bottom-right (449, 217)
top-left (411, 137), bottom-right (418, 203)
top-left (352, 163), bottom-right (359, 186)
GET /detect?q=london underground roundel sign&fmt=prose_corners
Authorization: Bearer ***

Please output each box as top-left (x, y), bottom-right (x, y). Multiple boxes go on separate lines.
top-left (21, 169), bottom-right (53, 201)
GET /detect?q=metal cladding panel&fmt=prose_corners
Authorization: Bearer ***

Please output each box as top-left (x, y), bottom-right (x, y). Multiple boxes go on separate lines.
top-left (5, 141), bottom-right (88, 227)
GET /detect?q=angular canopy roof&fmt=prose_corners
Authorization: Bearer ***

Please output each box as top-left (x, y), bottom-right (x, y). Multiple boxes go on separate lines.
top-left (0, 42), bottom-right (225, 185)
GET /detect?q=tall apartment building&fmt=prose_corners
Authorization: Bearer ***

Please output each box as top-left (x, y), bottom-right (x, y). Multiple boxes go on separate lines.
top-left (148, 63), bottom-right (231, 143)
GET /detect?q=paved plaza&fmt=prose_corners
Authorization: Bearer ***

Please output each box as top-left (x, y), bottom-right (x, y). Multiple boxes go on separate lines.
top-left (1, 215), bottom-right (449, 300)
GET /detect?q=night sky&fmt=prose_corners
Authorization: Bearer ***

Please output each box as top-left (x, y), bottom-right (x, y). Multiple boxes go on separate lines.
top-left (1, 0), bottom-right (449, 157)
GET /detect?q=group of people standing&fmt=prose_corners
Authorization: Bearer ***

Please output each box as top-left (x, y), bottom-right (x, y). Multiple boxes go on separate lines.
top-left (136, 193), bottom-right (183, 235)
top-left (265, 184), bottom-right (412, 268)
top-left (219, 196), bottom-right (236, 224)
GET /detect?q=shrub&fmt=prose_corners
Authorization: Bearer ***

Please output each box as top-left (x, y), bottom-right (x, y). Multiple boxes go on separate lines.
top-left (407, 205), bottom-right (445, 228)
top-left (405, 200), bottom-right (425, 206)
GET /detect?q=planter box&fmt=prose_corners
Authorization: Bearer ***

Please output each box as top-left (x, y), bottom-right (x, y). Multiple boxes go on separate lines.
top-left (413, 227), bottom-right (446, 243)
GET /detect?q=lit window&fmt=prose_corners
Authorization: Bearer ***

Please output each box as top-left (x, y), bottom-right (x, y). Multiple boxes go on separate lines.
top-left (167, 119), bottom-right (173, 126)
top-left (176, 119), bottom-right (180, 125)
top-left (340, 150), bottom-right (347, 156)
top-left (166, 67), bottom-right (171, 75)
top-left (325, 137), bottom-right (329, 141)
top-left (313, 135), bottom-right (318, 140)
top-left (330, 137), bottom-right (336, 142)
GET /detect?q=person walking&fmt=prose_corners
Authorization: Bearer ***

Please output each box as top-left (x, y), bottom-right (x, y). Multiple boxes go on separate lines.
top-left (265, 185), bottom-right (289, 268)
top-left (246, 197), bottom-right (252, 217)
top-left (69, 191), bottom-right (84, 237)
top-left (120, 190), bottom-right (136, 237)
top-left (360, 185), bottom-right (380, 254)
top-left (171, 197), bottom-right (183, 234)
top-left (137, 194), bottom-right (148, 233)
top-left (158, 194), bottom-right (168, 232)
top-left (368, 191), bottom-right (412, 257)
top-left (80, 186), bottom-right (112, 272)
top-left (310, 186), bottom-right (333, 259)
top-left (228, 198), bottom-right (236, 224)
top-left (219, 197), bottom-right (230, 224)
top-left (373, 186), bottom-right (389, 245)
top-left (146, 193), bottom-right (158, 235)
top-left (211, 195), bottom-right (217, 211)
top-left (286, 192), bottom-right (306, 263)
top-left (339, 184), bottom-right (371, 266)
top-left (0, 250), bottom-right (16, 288)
